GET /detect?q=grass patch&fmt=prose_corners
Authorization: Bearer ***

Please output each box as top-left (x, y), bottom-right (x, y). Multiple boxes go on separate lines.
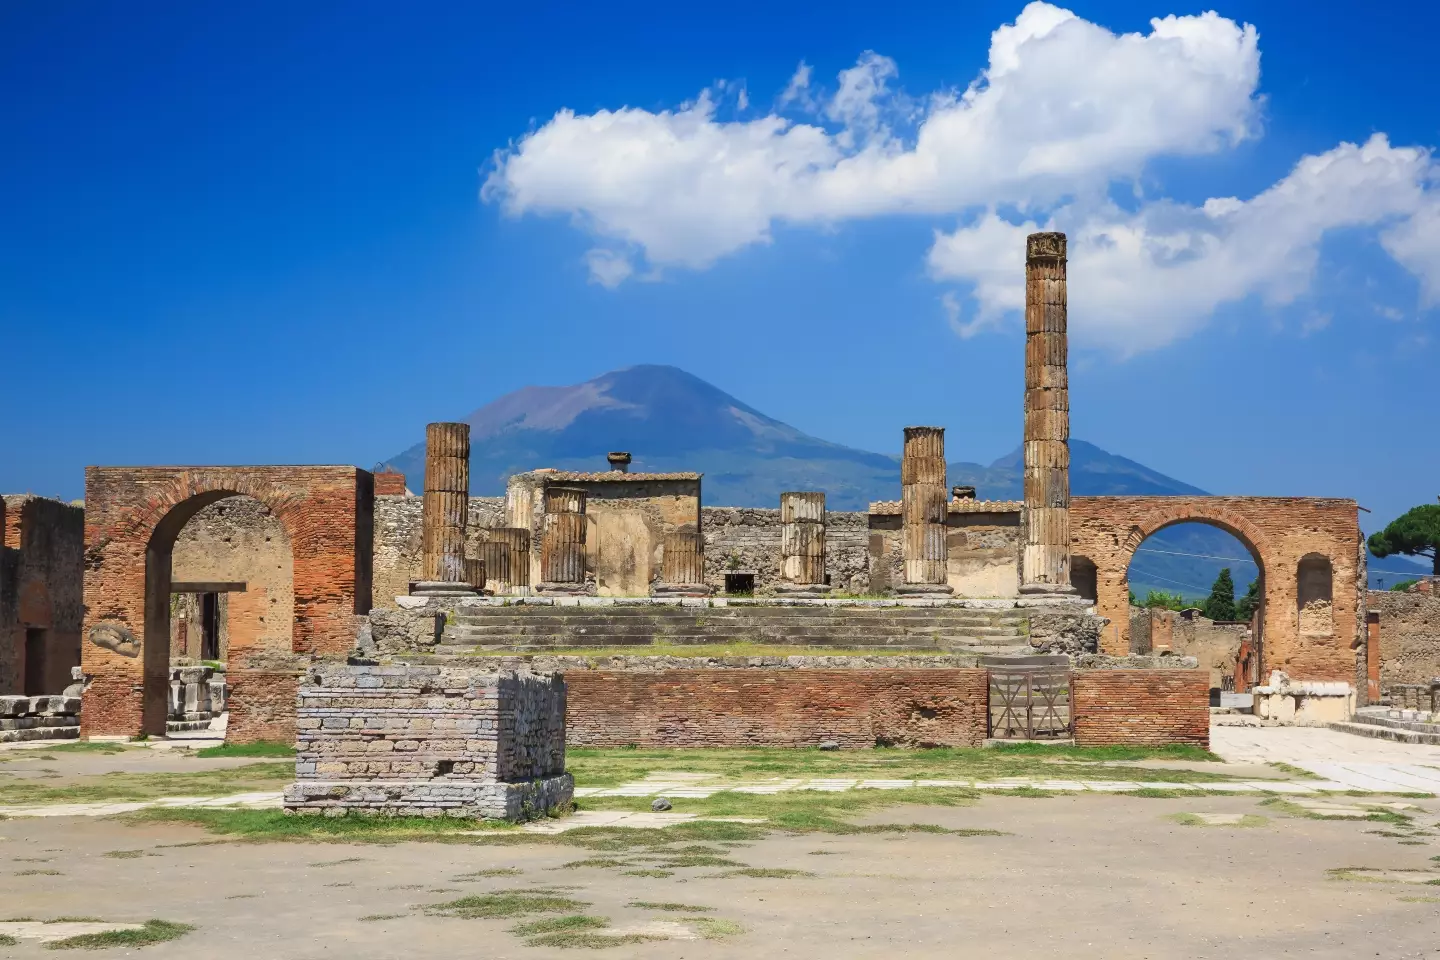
top-left (708, 867), bottom-right (812, 879)
top-left (18, 869), bottom-right (62, 876)
top-left (44, 919), bottom-right (194, 950)
top-left (453, 867), bottom-right (522, 880)
top-left (1268, 761), bottom-right (1321, 780)
top-left (689, 916), bottom-right (744, 939)
top-left (123, 808), bottom-right (515, 842)
top-left (526, 931), bottom-right (664, 949)
top-left (359, 914), bottom-right (405, 921)
top-left (629, 901), bottom-right (714, 913)
top-left (194, 742), bottom-right (294, 759)
top-left (621, 869), bottom-right (673, 878)
top-left (101, 850), bottom-right (150, 859)
top-left (559, 858), bottom-right (630, 870)
top-left (428, 892), bottom-right (589, 920)
top-left (510, 915), bottom-right (607, 937)
top-left (37, 743), bottom-right (127, 755)
top-left (0, 763), bottom-right (293, 806)
top-left (0, 934), bottom-right (16, 946)
top-left (566, 744), bottom-right (1227, 790)
top-left (1169, 813), bottom-right (1268, 828)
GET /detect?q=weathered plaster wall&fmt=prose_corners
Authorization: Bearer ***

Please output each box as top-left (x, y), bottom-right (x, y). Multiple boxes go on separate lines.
top-left (0, 496), bottom-right (84, 695)
top-left (1072, 496), bottom-right (1361, 682)
top-left (867, 503), bottom-right (1022, 598)
top-left (170, 496), bottom-right (293, 662)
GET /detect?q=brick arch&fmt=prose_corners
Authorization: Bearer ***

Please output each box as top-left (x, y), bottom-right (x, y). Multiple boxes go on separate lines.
top-left (1072, 496), bottom-right (1362, 683)
top-left (81, 466), bottom-right (374, 738)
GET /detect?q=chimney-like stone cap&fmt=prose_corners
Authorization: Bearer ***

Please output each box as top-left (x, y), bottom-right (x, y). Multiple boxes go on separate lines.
top-left (1026, 232), bottom-right (1067, 261)
top-left (607, 452), bottom-right (633, 473)
top-left (951, 485), bottom-right (976, 500)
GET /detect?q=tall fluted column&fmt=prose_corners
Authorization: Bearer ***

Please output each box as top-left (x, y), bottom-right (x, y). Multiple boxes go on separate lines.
top-left (415, 422), bottom-right (476, 596)
top-left (538, 486), bottom-right (589, 595)
top-left (778, 492), bottom-right (829, 596)
top-left (898, 426), bottom-right (952, 596)
top-left (1021, 232), bottom-right (1076, 595)
top-left (652, 529), bottom-right (711, 596)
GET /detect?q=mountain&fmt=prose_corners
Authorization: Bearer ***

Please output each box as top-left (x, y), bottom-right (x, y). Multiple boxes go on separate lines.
top-left (380, 365), bottom-right (1205, 510)
top-left (380, 364), bottom-right (1414, 600)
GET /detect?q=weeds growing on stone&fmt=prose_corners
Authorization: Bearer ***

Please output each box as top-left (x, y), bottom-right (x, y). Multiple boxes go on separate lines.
top-left (43, 919), bottom-right (194, 950)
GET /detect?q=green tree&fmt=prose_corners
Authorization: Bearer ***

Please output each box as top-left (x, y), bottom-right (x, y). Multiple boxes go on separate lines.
top-left (1368, 503), bottom-right (1440, 577)
top-left (1203, 568), bottom-right (1237, 621)
top-left (1234, 578), bottom-right (1261, 621)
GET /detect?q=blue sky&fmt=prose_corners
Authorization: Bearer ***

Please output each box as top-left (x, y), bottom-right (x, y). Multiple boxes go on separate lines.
top-left (2, 0), bottom-right (1436, 539)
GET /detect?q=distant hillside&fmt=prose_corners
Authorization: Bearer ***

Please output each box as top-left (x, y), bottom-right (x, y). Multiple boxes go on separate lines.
top-left (380, 364), bottom-right (1403, 600)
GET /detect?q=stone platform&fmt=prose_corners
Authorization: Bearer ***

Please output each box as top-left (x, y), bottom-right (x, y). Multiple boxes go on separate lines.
top-left (0, 696), bottom-right (80, 743)
top-left (284, 664), bottom-right (572, 821)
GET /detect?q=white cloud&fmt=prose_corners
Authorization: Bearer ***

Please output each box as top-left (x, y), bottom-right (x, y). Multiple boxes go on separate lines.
top-left (927, 135), bottom-right (1432, 352)
top-left (483, 1), bottom-right (1440, 352)
top-left (583, 248), bottom-right (635, 288)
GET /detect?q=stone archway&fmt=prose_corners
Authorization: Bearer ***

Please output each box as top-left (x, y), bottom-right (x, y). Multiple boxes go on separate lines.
top-left (1072, 496), bottom-right (1361, 683)
top-left (81, 466), bottom-right (374, 739)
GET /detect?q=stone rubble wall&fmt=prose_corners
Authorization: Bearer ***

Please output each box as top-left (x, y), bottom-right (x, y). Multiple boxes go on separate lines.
top-left (372, 495), bottom-right (506, 608)
top-left (1367, 588), bottom-right (1440, 693)
top-left (702, 508), bottom-right (870, 594)
top-left (285, 664), bottom-right (571, 820)
top-left (167, 665), bottom-right (226, 722)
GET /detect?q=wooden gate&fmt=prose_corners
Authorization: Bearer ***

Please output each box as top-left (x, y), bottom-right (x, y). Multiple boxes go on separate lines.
top-left (983, 655), bottom-right (1072, 740)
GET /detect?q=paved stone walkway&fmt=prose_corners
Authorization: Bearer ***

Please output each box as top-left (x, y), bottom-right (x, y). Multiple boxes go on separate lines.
top-left (0, 791), bottom-right (280, 819)
top-left (1211, 724), bottom-right (1440, 793)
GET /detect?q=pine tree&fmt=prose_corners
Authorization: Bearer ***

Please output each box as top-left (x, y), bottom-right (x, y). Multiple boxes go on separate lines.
top-left (1369, 503), bottom-right (1440, 576)
top-left (1234, 578), bottom-right (1261, 622)
top-left (1204, 568), bottom-right (1237, 621)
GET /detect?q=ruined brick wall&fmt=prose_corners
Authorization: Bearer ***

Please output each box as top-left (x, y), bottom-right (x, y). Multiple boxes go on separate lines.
top-left (81, 466), bottom-right (373, 738)
top-left (1367, 589), bottom-right (1440, 692)
top-left (1129, 608), bottom-right (1247, 689)
top-left (1072, 496), bottom-right (1361, 683)
top-left (564, 669), bottom-right (991, 748)
top-left (0, 496), bottom-right (84, 696)
top-left (226, 670), bottom-right (300, 744)
top-left (370, 495), bottom-right (505, 607)
top-left (170, 497), bottom-right (293, 662)
top-left (1071, 670), bottom-right (1210, 748)
top-left (702, 508), bottom-right (870, 594)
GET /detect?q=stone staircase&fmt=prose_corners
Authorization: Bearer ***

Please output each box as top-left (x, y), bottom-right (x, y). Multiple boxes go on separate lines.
top-left (1330, 708), bottom-right (1440, 746)
top-left (434, 605), bottom-right (1033, 656)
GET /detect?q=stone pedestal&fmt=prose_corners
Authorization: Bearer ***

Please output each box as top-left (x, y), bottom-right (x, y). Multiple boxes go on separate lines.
top-left (899, 426), bottom-right (953, 597)
top-left (652, 530), bottom-right (712, 597)
top-left (1021, 232), bottom-right (1077, 598)
top-left (777, 492), bottom-right (829, 596)
top-left (415, 422), bottom-right (477, 597)
top-left (538, 487), bottom-right (590, 596)
top-left (284, 664), bottom-right (573, 821)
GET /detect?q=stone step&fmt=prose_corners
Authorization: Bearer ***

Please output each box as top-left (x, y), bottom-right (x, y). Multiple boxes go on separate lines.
top-left (1328, 720), bottom-right (1440, 746)
top-left (429, 642), bottom-right (1029, 658)
top-left (441, 627), bottom-right (1029, 644)
top-left (1346, 712), bottom-right (1440, 736)
top-left (445, 615), bottom-right (1029, 630)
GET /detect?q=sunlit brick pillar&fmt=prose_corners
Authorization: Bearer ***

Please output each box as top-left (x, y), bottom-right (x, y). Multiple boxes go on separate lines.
top-left (1021, 232), bottom-right (1077, 597)
top-left (898, 426), bottom-right (952, 596)
top-left (415, 422), bottom-right (476, 596)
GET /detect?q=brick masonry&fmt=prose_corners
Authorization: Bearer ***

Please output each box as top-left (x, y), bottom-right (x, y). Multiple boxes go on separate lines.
top-left (1071, 670), bottom-right (1210, 748)
top-left (0, 496), bottom-right (84, 696)
top-left (80, 466), bottom-right (374, 738)
top-left (227, 670), bottom-right (301, 744)
top-left (285, 664), bottom-right (572, 820)
top-left (564, 666), bottom-right (1206, 749)
top-left (565, 668), bottom-right (990, 749)
top-left (1072, 496), bottom-right (1362, 682)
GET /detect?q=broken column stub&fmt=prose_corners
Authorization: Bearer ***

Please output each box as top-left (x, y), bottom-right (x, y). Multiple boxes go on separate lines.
top-left (477, 528), bottom-right (531, 595)
top-left (897, 426), bottom-right (953, 596)
top-left (652, 529), bottom-right (712, 597)
top-left (414, 422), bottom-right (477, 597)
top-left (1020, 232), bottom-right (1078, 600)
top-left (538, 486), bottom-right (590, 596)
top-left (284, 664), bottom-right (573, 821)
top-left (777, 491), bottom-right (829, 596)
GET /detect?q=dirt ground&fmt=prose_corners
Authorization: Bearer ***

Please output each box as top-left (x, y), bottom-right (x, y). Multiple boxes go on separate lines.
top-left (3, 790), bottom-right (1439, 959)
